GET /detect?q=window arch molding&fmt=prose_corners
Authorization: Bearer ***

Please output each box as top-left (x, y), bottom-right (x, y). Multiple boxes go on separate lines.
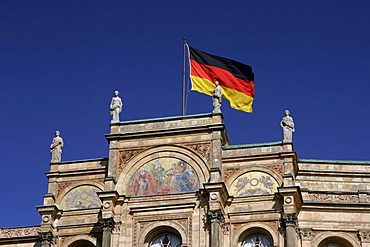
top-left (232, 222), bottom-right (279, 246)
top-left (62, 235), bottom-right (97, 247)
top-left (116, 145), bottom-right (209, 195)
top-left (312, 232), bottom-right (359, 247)
top-left (138, 221), bottom-right (188, 247)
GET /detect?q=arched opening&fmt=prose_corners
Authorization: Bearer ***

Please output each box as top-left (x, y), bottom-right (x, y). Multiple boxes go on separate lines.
top-left (68, 239), bottom-right (95, 247)
top-left (319, 237), bottom-right (353, 247)
top-left (239, 227), bottom-right (274, 247)
top-left (145, 226), bottom-right (182, 247)
top-left (149, 233), bottom-right (182, 247)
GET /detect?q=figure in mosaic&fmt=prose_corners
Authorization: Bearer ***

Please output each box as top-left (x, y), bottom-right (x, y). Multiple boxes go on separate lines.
top-left (50, 130), bottom-right (64, 162)
top-left (110, 90), bottom-right (123, 123)
top-left (280, 109), bottom-right (295, 143)
top-left (127, 158), bottom-right (199, 196)
top-left (212, 81), bottom-right (222, 113)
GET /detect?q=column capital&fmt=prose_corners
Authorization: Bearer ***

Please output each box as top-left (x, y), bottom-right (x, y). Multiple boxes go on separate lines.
top-left (207, 209), bottom-right (224, 224)
top-left (299, 228), bottom-right (312, 241)
top-left (100, 217), bottom-right (115, 232)
top-left (359, 230), bottom-right (370, 243)
top-left (282, 213), bottom-right (298, 228)
top-left (39, 231), bottom-right (55, 247)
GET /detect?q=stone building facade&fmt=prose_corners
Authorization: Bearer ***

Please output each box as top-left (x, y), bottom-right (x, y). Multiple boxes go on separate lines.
top-left (1, 113), bottom-right (370, 247)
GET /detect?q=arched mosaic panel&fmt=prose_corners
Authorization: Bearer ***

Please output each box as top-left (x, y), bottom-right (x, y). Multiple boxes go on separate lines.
top-left (230, 171), bottom-right (278, 197)
top-left (127, 158), bottom-right (199, 196)
top-left (60, 185), bottom-right (101, 210)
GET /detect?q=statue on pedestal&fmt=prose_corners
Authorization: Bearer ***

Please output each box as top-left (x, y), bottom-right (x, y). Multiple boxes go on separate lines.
top-left (212, 81), bottom-right (222, 113)
top-left (50, 130), bottom-right (63, 162)
top-left (110, 90), bottom-right (123, 123)
top-left (280, 110), bottom-right (295, 143)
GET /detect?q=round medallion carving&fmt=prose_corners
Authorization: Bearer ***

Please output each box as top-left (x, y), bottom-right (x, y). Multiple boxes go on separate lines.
top-left (210, 193), bottom-right (218, 200)
top-left (104, 202), bottom-right (111, 209)
top-left (285, 197), bottom-right (292, 204)
top-left (42, 216), bottom-right (50, 223)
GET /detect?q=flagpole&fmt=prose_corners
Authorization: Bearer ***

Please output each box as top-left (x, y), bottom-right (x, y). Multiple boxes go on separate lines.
top-left (182, 38), bottom-right (187, 116)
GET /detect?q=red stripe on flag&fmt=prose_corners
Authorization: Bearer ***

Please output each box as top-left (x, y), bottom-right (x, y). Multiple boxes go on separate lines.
top-left (190, 59), bottom-right (254, 98)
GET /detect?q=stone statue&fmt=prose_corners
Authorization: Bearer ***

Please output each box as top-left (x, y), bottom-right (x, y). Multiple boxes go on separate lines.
top-left (50, 130), bottom-right (64, 162)
top-left (110, 90), bottom-right (123, 123)
top-left (212, 81), bottom-right (222, 113)
top-left (280, 110), bottom-right (295, 143)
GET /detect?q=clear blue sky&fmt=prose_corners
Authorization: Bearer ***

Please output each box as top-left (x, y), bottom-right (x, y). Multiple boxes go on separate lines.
top-left (1, 0), bottom-right (369, 228)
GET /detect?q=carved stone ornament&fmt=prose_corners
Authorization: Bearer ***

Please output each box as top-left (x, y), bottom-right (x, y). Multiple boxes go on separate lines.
top-left (39, 231), bottom-right (55, 246)
top-left (57, 181), bottom-right (74, 197)
top-left (223, 168), bottom-right (239, 182)
top-left (282, 213), bottom-right (297, 228)
top-left (359, 230), bottom-right (370, 243)
top-left (101, 218), bottom-right (115, 232)
top-left (308, 193), bottom-right (359, 203)
top-left (184, 143), bottom-right (211, 166)
top-left (266, 164), bottom-right (284, 176)
top-left (300, 228), bottom-right (312, 240)
top-left (0, 227), bottom-right (40, 238)
top-left (207, 209), bottom-right (224, 224)
top-left (118, 149), bottom-right (145, 174)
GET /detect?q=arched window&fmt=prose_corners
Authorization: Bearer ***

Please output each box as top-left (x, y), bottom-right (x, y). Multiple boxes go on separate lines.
top-left (68, 239), bottom-right (95, 247)
top-left (318, 236), bottom-right (353, 247)
top-left (320, 244), bottom-right (346, 247)
top-left (149, 233), bottom-right (182, 247)
top-left (241, 233), bottom-right (273, 247)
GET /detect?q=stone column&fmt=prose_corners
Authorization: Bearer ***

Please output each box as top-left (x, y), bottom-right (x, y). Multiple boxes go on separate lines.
top-left (283, 213), bottom-right (298, 247)
top-left (208, 210), bottom-right (224, 247)
top-left (39, 231), bottom-right (55, 247)
top-left (101, 218), bottom-right (114, 247)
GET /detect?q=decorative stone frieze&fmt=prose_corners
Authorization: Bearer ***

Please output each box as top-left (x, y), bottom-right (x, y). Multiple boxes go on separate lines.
top-left (308, 193), bottom-right (359, 203)
top-left (0, 227), bottom-right (40, 238)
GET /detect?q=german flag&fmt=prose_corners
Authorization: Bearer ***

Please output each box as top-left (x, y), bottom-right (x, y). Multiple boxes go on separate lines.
top-left (188, 46), bottom-right (254, 113)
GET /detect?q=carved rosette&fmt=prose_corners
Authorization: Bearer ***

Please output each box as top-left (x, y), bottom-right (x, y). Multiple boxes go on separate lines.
top-left (308, 193), bottom-right (359, 203)
top-left (359, 230), bottom-right (370, 243)
top-left (299, 228), bottom-right (312, 240)
top-left (184, 143), bottom-right (211, 166)
top-left (118, 149), bottom-right (145, 174)
top-left (0, 227), bottom-right (40, 238)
